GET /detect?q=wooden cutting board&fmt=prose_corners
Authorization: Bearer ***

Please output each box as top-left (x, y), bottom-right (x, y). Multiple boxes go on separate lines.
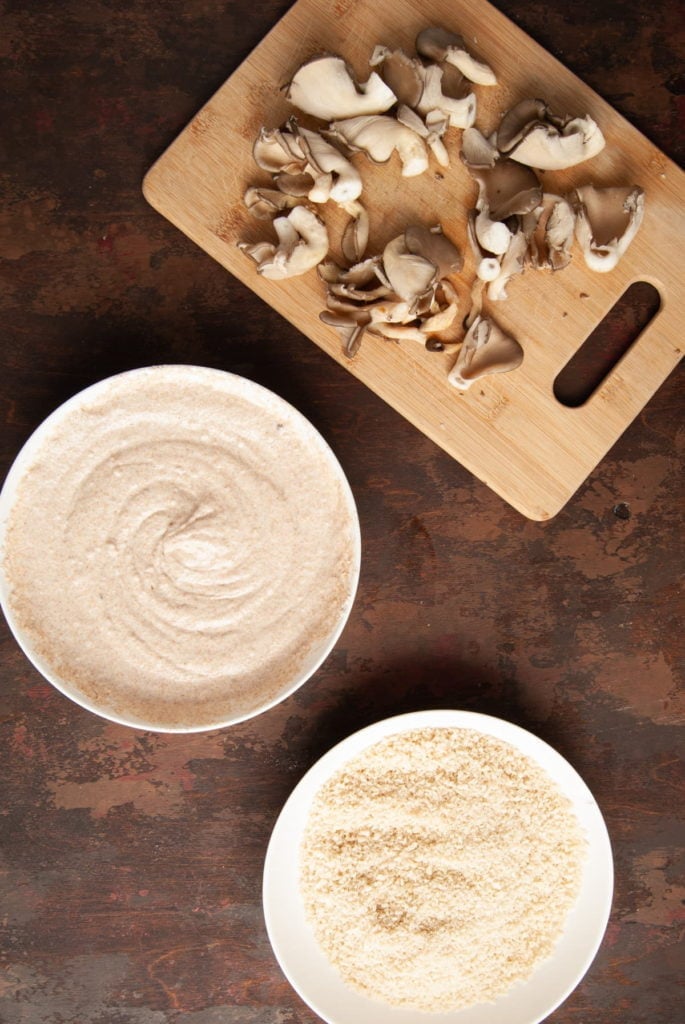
top-left (143, 0), bottom-right (684, 520)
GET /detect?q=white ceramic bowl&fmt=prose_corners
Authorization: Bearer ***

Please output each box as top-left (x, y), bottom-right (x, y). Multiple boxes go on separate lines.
top-left (263, 709), bottom-right (613, 1024)
top-left (0, 366), bottom-right (361, 732)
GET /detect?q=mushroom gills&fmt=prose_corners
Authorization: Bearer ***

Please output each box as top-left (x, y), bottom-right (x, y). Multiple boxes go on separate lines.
top-left (448, 315), bottom-right (523, 390)
top-left (572, 185), bottom-right (645, 272)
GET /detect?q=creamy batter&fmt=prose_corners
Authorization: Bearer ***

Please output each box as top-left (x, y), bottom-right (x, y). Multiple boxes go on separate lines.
top-left (0, 366), bottom-right (359, 729)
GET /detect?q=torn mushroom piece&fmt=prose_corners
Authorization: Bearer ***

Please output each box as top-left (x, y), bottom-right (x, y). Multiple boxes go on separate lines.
top-left (521, 193), bottom-right (576, 270)
top-left (238, 205), bottom-right (329, 279)
top-left (340, 200), bottom-right (370, 263)
top-left (370, 44), bottom-right (476, 132)
top-left (404, 224), bottom-right (463, 278)
top-left (415, 26), bottom-right (497, 86)
top-left (496, 98), bottom-right (605, 170)
top-left (286, 54), bottom-right (396, 121)
top-left (415, 63), bottom-right (477, 130)
top-left (318, 227), bottom-right (461, 358)
top-left (253, 121), bottom-right (362, 206)
top-left (572, 185), bottom-right (645, 272)
top-left (369, 46), bottom-right (424, 108)
top-left (460, 132), bottom-right (538, 302)
top-left (379, 233), bottom-right (438, 303)
top-left (243, 186), bottom-right (305, 219)
top-left (486, 228), bottom-right (528, 301)
top-left (327, 115), bottom-right (429, 177)
top-left (461, 127), bottom-right (543, 220)
top-left (319, 310), bottom-right (370, 359)
top-left (397, 105), bottom-right (450, 168)
top-left (448, 315), bottom-right (523, 390)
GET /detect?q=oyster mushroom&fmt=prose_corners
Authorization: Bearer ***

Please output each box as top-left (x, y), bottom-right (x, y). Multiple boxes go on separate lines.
top-left (370, 43), bottom-right (475, 135)
top-left (522, 193), bottom-right (576, 270)
top-left (404, 224), bottom-right (463, 277)
top-left (319, 310), bottom-right (370, 358)
top-left (415, 63), bottom-right (476, 130)
top-left (460, 125), bottom-right (498, 168)
top-left (340, 199), bottom-right (370, 263)
top-left (448, 315), bottom-right (523, 390)
top-left (572, 184), bottom-right (645, 272)
top-left (369, 46), bottom-right (424, 107)
top-left (238, 205), bottom-right (329, 279)
top-left (318, 231), bottom-right (461, 358)
top-left (466, 211), bottom-right (502, 282)
top-left (496, 98), bottom-right (605, 170)
top-left (327, 115), bottom-right (429, 177)
top-left (461, 127), bottom-right (543, 221)
top-left (243, 186), bottom-right (305, 219)
top-left (252, 125), bottom-right (305, 173)
top-left (487, 229), bottom-right (528, 301)
top-left (253, 121), bottom-right (362, 205)
top-left (380, 233), bottom-right (437, 302)
top-left (296, 126), bottom-right (363, 203)
top-left (286, 54), bottom-right (396, 120)
top-left (397, 105), bottom-right (450, 167)
top-left (415, 26), bottom-right (497, 86)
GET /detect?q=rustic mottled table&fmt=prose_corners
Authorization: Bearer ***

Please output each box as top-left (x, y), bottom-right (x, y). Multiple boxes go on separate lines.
top-left (1, 2), bottom-right (683, 1022)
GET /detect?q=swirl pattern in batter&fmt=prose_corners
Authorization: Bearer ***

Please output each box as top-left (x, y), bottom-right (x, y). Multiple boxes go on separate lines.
top-left (1, 366), bottom-right (359, 729)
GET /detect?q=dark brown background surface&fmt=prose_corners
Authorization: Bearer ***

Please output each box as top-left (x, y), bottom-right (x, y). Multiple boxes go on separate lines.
top-left (1, 2), bottom-right (683, 1022)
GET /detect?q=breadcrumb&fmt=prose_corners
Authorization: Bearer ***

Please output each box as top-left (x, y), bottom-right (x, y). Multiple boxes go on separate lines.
top-left (300, 727), bottom-right (586, 1012)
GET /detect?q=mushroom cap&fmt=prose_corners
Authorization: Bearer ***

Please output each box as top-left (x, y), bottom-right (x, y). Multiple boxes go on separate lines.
top-left (381, 234), bottom-right (437, 301)
top-left (286, 55), bottom-right (396, 120)
top-left (253, 126), bottom-right (305, 173)
top-left (415, 26), bottom-right (497, 86)
top-left (415, 63), bottom-right (477, 130)
top-left (572, 184), bottom-right (645, 272)
top-left (404, 224), bottom-right (463, 277)
top-left (524, 193), bottom-right (575, 270)
top-left (238, 205), bottom-right (329, 280)
top-left (328, 115), bottom-right (429, 177)
top-left (243, 186), bottom-right (304, 219)
top-left (370, 46), bottom-right (424, 108)
top-left (478, 160), bottom-right (542, 220)
top-left (448, 315), bottom-right (523, 390)
top-left (461, 126), bottom-right (498, 169)
top-left (496, 99), bottom-right (549, 154)
top-left (496, 99), bottom-right (606, 170)
top-left (416, 26), bottom-right (466, 62)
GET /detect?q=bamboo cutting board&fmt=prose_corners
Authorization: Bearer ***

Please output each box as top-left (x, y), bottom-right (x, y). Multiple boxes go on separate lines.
top-left (143, 0), bottom-right (684, 520)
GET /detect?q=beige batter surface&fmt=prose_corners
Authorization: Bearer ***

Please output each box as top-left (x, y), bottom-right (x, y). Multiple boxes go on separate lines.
top-left (1, 366), bottom-right (358, 729)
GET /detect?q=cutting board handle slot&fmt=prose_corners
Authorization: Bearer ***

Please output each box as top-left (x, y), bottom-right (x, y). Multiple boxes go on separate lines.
top-left (553, 281), bottom-right (661, 408)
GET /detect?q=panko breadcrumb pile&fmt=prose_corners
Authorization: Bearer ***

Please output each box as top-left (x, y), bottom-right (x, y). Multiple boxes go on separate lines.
top-left (300, 726), bottom-right (587, 1012)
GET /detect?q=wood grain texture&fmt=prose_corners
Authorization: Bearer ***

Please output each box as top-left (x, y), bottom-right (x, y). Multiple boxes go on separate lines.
top-left (143, 0), bottom-right (684, 520)
top-left (0, 2), bottom-right (683, 1024)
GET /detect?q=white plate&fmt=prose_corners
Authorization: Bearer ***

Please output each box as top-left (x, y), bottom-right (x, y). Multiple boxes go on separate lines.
top-left (263, 709), bottom-right (613, 1024)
